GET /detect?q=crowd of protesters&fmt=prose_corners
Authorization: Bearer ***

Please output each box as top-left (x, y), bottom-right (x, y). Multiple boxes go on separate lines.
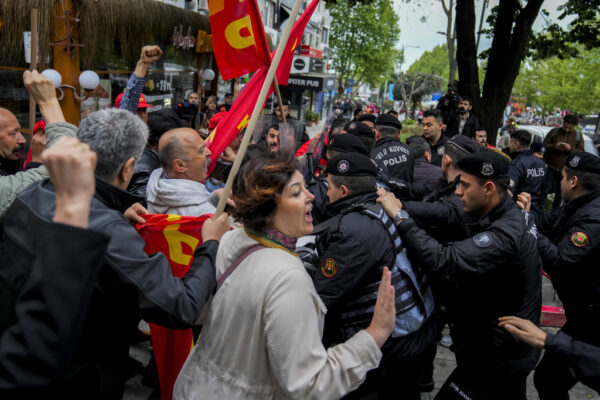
top-left (0, 45), bottom-right (597, 400)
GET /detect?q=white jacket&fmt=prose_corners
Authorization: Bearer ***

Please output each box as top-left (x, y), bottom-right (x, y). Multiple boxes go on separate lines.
top-left (146, 168), bottom-right (217, 216)
top-left (173, 228), bottom-right (382, 399)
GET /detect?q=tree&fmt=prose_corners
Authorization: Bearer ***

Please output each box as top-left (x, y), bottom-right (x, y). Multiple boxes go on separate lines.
top-left (513, 47), bottom-right (600, 117)
top-left (407, 44), bottom-right (450, 87)
top-left (393, 73), bottom-right (443, 119)
top-left (328, 0), bottom-right (401, 94)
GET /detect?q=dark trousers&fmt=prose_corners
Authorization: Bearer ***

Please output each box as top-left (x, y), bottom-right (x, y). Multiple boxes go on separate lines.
top-left (434, 351), bottom-right (529, 400)
top-left (534, 349), bottom-right (577, 400)
top-left (548, 167), bottom-right (563, 209)
top-left (343, 314), bottom-right (440, 400)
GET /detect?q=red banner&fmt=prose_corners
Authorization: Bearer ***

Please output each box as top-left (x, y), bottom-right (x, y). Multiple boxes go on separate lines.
top-left (136, 214), bottom-right (211, 400)
top-left (204, 0), bottom-right (320, 172)
top-left (208, 0), bottom-right (271, 80)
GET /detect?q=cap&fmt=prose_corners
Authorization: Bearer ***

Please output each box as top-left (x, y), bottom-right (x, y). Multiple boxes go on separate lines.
top-left (457, 151), bottom-right (510, 180)
top-left (375, 114), bottom-right (402, 130)
top-left (357, 114), bottom-right (376, 124)
top-left (114, 93), bottom-right (153, 109)
top-left (448, 134), bottom-right (479, 155)
top-left (175, 101), bottom-right (198, 121)
top-left (344, 121), bottom-right (374, 138)
top-left (327, 134), bottom-right (368, 155)
top-left (565, 152), bottom-right (600, 175)
top-left (208, 111), bottom-right (228, 131)
top-left (327, 152), bottom-right (377, 177)
top-left (530, 141), bottom-right (546, 153)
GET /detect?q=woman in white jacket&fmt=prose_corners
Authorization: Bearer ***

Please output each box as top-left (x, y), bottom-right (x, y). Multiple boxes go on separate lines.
top-left (173, 151), bottom-right (396, 399)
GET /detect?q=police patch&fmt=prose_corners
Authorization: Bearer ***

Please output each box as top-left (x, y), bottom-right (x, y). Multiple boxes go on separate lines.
top-left (337, 160), bottom-right (349, 173)
top-left (570, 231), bottom-right (588, 247)
top-left (473, 232), bottom-right (492, 248)
top-left (349, 122), bottom-right (357, 130)
top-left (481, 162), bottom-right (494, 176)
top-left (570, 155), bottom-right (581, 168)
top-left (437, 146), bottom-right (445, 156)
top-left (321, 258), bottom-right (338, 278)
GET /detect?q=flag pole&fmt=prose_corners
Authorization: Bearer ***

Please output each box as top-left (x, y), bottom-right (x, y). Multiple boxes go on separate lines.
top-left (214, 0), bottom-right (304, 217)
top-left (28, 9), bottom-right (39, 139)
top-left (273, 77), bottom-right (286, 124)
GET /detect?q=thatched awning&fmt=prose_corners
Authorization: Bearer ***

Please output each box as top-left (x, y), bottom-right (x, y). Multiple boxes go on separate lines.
top-left (0, 0), bottom-right (211, 68)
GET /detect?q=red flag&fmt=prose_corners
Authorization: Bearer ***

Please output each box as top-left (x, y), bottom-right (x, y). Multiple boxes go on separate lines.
top-left (205, 67), bottom-right (272, 174)
top-left (204, 0), bottom-right (320, 171)
top-left (208, 0), bottom-right (271, 80)
top-left (276, 0), bottom-right (320, 85)
top-left (136, 214), bottom-right (212, 400)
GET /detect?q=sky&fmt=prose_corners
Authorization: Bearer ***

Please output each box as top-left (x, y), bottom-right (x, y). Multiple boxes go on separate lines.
top-left (394, 0), bottom-right (573, 69)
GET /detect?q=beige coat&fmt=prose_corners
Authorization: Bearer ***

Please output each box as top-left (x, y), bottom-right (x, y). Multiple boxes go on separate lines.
top-left (173, 228), bottom-right (381, 399)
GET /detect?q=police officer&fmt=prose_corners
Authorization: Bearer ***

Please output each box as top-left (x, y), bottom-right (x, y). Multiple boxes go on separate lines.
top-left (389, 134), bottom-right (479, 244)
top-left (378, 151), bottom-right (541, 400)
top-left (370, 114), bottom-right (415, 182)
top-left (422, 109), bottom-right (449, 167)
top-left (531, 152), bottom-right (600, 400)
top-left (357, 113), bottom-right (376, 129)
top-left (344, 120), bottom-right (376, 152)
top-left (508, 130), bottom-right (548, 213)
top-left (313, 152), bottom-right (437, 400)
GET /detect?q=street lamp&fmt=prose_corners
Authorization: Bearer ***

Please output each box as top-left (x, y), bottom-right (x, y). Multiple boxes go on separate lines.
top-left (41, 69), bottom-right (100, 101)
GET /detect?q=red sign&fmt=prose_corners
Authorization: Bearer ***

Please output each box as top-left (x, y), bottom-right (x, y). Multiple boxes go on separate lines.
top-left (300, 45), bottom-right (322, 59)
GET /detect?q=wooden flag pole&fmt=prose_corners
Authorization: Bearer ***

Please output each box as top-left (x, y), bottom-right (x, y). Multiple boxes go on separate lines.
top-left (214, 0), bottom-right (304, 217)
top-left (273, 76), bottom-right (286, 124)
top-left (28, 9), bottom-right (39, 138)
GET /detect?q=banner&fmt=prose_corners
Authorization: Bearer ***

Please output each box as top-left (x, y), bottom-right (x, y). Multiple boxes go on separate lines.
top-left (275, 0), bottom-right (319, 86)
top-left (136, 214), bottom-right (211, 400)
top-left (205, 67), bottom-right (272, 174)
top-left (208, 0), bottom-right (271, 80)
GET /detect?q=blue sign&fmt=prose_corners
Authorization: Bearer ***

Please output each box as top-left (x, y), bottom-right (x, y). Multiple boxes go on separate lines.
top-left (432, 91), bottom-right (443, 101)
top-left (388, 83), bottom-right (395, 101)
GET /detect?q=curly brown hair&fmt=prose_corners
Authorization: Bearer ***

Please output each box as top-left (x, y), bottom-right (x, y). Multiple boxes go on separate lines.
top-left (232, 150), bottom-right (297, 231)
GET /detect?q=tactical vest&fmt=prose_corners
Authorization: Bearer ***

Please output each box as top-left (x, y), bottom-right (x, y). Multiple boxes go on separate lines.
top-left (328, 202), bottom-right (435, 339)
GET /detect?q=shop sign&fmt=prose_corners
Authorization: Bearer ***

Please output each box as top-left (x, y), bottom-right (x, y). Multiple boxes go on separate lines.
top-left (173, 26), bottom-right (196, 50)
top-left (196, 30), bottom-right (214, 53)
top-left (288, 75), bottom-right (323, 92)
top-left (291, 55), bottom-right (310, 73)
top-left (309, 58), bottom-right (323, 73)
top-left (323, 76), bottom-right (336, 91)
top-left (300, 45), bottom-right (323, 59)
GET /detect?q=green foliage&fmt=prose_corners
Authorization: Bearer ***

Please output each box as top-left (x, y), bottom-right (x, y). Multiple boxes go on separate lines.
top-left (393, 73), bottom-right (443, 103)
top-left (327, 0), bottom-right (401, 90)
top-left (407, 44), bottom-right (452, 87)
top-left (512, 47), bottom-right (600, 115)
top-left (403, 118), bottom-right (416, 125)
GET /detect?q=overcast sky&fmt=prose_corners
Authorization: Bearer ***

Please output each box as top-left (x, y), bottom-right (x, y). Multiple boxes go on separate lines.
top-left (394, 0), bottom-right (573, 69)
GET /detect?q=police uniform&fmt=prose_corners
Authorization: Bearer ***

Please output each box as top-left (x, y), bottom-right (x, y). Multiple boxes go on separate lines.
top-left (370, 114), bottom-right (416, 182)
top-left (345, 121), bottom-right (376, 152)
top-left (313, 153), bottom-right (437, 400)
top-left (395, 151), bottom-right (541, 399)
top-left (509, 149), bottom-right (548, 213)
top-left (533, 152), bottom-right (600, 399)
top-left (429, 134), bottom-right (448, 167)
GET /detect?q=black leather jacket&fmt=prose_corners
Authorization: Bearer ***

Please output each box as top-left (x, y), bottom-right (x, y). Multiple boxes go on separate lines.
top-left (0, 177), bottom-right (218, 399)
top-left (127, 145), bottom-right (160, 200)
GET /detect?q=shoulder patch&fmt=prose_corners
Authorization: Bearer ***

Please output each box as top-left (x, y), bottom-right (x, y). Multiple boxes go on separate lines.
top-left (570, 231), bottom-right (589, 248)
top-left (321, 258), bottom-right (338, 278)
top-left (473, 232), bottom-right (492, 248)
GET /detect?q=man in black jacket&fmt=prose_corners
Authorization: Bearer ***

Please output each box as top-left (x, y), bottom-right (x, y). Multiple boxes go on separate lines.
top-left (508, 130), bottom-right (548, 213)
top-left (378, 151), bottom-right (541, 400)
top-left (422, 109), bottom-right (449, 167)
top-left (531, 152), bottom-right (600, 400)
top-left (0, 108), bottom-right (230, 399)
top-left (370, 113), bottom-right (415, 182)
top-left (406, 136), bottom-right (443, 185)
top-left (457, 97), bottom-right (479, 138)
top-left (313, 152), bottom-right (437, 400)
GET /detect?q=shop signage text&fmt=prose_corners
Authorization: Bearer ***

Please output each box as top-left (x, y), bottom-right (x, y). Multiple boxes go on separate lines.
top-left (288, 76), bottom-right (323, 91)
top-left (300, 45), bottom-right (322, 59)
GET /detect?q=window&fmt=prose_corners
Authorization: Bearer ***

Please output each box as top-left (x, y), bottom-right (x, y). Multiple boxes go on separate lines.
top-left (321, 28), bottom-right (328, 45)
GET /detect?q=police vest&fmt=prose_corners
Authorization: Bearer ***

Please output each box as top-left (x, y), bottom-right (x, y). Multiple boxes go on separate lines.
top-left (335, 203), bottom-right (435, 338)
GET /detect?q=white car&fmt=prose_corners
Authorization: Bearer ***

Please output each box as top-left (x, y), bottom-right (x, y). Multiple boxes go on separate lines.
top-left (497, 125), bottom-right (597, 155)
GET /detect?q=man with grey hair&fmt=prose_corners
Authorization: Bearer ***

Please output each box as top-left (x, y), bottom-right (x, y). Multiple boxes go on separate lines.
top-left (0, 107), bottom-right (230, 399)
top-left (146, 127), bottom-right (217, 215)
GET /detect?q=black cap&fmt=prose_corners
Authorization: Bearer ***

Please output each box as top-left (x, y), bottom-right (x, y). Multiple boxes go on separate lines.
top-left (375, 113), bottom-right (402, 130)
top-left (530, 141), bottom-right (546, 153)
top-left (327, 152), bottom-right (377, 177)
top-left (327, 134), bottom-right (368, 155)
top-left (357, 114), bottom-right (376, 124)
top-left (565, 152), bottom-right (600, 175)
top-left (448, 134), bottom-right (479, 155)
top-left (457, 151), bottom-right (510, 179)
top-left (344, 121), bottom-right (374, 138)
